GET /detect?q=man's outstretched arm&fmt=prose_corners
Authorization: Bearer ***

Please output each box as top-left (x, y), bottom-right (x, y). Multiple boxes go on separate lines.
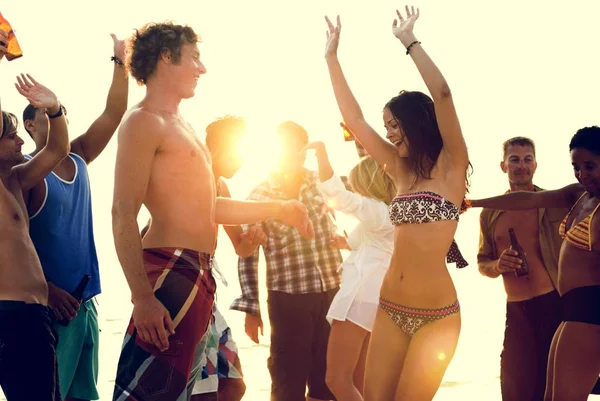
top-left (215, 197), bottom-right (314, 239)
top-left (219, 180), bottom-right (267, 258)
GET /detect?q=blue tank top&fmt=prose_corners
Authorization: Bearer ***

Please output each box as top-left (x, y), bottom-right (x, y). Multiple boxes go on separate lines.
top-left (26, 153), bottom-right (101, 302)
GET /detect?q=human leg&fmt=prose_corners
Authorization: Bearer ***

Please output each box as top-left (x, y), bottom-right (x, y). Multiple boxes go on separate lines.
top-left (62, 300), bottom-right (100, 401)
top-left (500, 300), bottom-right (537, 401)
top-left (307, 288), bottom-right (338, 401)
top-left (325, 319), bottom-right (369, 401)
top-left (548, 321), bottom-right (600, 401)
top-left (362, 307), bottom-right (411, 401)
top-left (267, 291), bottom-right (316, 401)
top-left (394, 312), bottom-right (461, 401)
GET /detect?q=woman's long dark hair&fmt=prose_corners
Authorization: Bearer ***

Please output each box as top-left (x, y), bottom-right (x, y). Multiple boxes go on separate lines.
top-left (385, 90), bottom-right (472, 191)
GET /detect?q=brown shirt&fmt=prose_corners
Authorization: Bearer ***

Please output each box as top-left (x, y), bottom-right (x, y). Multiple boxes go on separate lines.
top-left (478, 186), bottom-right (567, 291)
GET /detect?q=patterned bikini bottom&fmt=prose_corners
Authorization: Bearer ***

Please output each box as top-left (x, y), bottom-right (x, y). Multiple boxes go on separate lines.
top-left (379, 297), bottom-right (460, 337)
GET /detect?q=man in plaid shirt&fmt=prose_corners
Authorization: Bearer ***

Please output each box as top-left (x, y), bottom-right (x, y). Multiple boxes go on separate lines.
top-left (231, 121), bottom-right (342, 401)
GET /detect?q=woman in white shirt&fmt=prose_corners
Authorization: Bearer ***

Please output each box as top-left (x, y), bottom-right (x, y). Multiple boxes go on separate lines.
top-left (305, 140), bottom-right (395, 401)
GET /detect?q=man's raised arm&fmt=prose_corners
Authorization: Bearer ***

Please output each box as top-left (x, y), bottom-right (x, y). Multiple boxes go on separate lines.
top-left (70, 34), bottom-right (129, 164)
top-left (13, 74), bottom-right (69, 190)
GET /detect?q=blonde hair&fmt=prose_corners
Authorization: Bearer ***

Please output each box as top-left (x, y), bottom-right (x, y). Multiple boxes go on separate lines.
top-left (348, 156), bottom-right (396, 205)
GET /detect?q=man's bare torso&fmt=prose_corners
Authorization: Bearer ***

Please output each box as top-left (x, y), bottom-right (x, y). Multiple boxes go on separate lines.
top-left (139, 109), bottom-right (217, 254)
top-left (494, 209), bottom-right (555, 301)
top-left (0, 174), bottom-right (48, 304)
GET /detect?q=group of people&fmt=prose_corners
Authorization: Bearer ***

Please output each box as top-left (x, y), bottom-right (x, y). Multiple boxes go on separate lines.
top-left (0, 5), bottom-right (599, 401)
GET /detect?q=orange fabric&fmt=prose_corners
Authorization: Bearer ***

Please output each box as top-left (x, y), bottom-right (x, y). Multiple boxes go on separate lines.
top-left (0, 13), bottom-right (23, 61)
top-left (559, 192), bottom-right (600, 251)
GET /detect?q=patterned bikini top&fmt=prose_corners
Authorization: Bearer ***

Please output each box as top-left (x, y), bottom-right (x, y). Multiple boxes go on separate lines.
top-left (389, 191), bottom-right (468, 268)
top-left (559, 192), bottom-right (600, 251)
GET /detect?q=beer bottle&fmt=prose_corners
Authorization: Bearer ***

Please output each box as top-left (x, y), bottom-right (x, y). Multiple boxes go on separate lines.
top-left (508, 228), bottom-right (529, 277)
top-left (341, 122), bottom-right (354, 142)
top-left (57, 275), bottom-right (92, 327)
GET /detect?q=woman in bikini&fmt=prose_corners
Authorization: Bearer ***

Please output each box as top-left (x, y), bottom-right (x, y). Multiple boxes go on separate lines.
top-left (324, 6), bottom-right (470, 400)
top-left (471, 126), bottom-right (600, 401)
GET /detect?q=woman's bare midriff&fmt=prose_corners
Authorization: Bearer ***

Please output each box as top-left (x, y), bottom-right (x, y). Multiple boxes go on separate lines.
top-left (379, 221), bottom-right (459, 308)
top-left (557, 243), bottom-right (600, 295)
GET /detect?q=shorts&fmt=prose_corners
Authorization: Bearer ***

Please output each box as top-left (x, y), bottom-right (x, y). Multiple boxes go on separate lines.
top-left (55, 298), bottom-right (99, 400)
top-left (0, 300), bottom-right (60, 401)
top-left (562, 285), bottom-right (600, 325)
top-left (113, 248), bottom-right (216, 401)
top-left (192, 305), bottom-right (243, 395)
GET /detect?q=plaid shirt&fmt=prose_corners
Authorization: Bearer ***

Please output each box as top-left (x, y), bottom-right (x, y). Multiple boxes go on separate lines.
top-left (230, 169), bottom-right (343, 315)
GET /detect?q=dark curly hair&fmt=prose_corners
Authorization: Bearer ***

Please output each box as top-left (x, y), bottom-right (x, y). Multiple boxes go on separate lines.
top-left (385, 90), bottom-right (472, 190)
top-left (570, 126), bottom-right (600, 156)
top-left (128, 22), bottom-right (200, 85)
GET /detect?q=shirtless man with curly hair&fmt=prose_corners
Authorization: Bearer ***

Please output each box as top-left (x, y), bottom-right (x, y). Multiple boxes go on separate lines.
top-left (111, 22), bottom-right (313, 401)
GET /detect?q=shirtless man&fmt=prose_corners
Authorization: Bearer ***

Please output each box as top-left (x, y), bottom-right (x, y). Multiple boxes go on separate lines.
top-left (0, 32), bottom-right (71, 400)
top-left (478, 137), bottom-right (567, 401)
top-left (111, 22), bottom-right (313, 401)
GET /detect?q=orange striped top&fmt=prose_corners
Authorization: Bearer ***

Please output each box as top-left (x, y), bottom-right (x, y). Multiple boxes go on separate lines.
top-left (559, 192), bottom-right (600, 251)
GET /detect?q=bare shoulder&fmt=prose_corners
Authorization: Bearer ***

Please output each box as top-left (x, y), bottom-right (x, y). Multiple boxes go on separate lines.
top-left (119, 106), bottom-right (168, 143)
top-left (561, 182), bottom-right (586, 204)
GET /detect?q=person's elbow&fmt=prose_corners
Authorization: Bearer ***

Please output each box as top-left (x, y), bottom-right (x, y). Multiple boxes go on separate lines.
top-left (477, 259), bottom-right (492, 277)
top-left (111, 200), bottom-right (137, 228)
top-left (433, 83), bottom-right (452, 102)
top-left (477, 263), bottom-right (487, 276)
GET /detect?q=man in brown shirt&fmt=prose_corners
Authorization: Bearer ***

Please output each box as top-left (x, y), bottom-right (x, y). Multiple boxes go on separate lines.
top-left (478, 137), bottom-right (567, 401)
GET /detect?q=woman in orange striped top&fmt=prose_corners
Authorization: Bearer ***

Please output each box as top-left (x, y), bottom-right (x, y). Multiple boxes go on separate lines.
top-left (471, 126), bottom-right (600, 401)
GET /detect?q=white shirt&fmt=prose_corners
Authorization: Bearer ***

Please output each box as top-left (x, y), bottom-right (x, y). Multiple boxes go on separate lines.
top-left (317, 175), bottom-right (394, 330)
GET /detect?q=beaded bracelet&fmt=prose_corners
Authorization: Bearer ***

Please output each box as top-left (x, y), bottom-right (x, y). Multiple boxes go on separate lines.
top-left (111, 55), bottom-right (124, 66)
top-left (405, 40), bottom-right (421, 55)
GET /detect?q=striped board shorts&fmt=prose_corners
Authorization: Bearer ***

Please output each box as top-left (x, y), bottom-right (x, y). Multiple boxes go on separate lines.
top-left (192, 304), bottom-right (243, 395)
top-left (113, 248), bottom-right (216, 401)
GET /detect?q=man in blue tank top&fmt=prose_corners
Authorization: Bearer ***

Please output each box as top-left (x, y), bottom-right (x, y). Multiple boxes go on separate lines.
top-left (21, 34), bottom-right (129, 401)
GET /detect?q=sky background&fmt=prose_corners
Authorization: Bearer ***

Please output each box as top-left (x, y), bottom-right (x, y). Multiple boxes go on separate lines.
top-left (1, 1), bottom-right (599, 399)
